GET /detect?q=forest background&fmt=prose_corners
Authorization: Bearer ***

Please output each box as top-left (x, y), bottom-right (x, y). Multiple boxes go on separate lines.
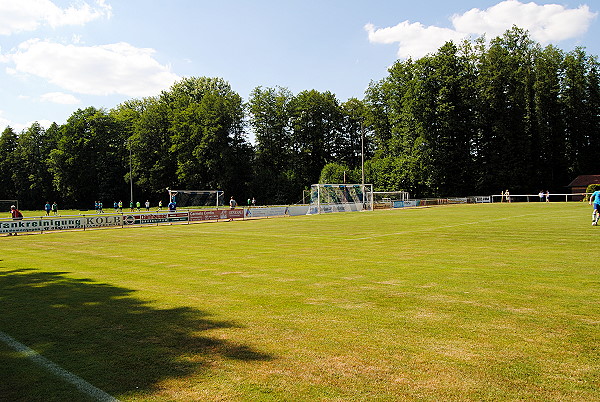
top-left (1, 27), bottom-right (599, 209)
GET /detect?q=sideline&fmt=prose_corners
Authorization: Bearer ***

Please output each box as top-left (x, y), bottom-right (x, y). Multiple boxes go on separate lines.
top-left (0, 330), bottom-right (119, 402)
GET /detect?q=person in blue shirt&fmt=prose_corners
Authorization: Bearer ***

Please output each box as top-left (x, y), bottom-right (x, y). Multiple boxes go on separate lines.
top-left (589, 189), bottom-right (600, 225)
top-left (44, 202), bottom-right (51, 216)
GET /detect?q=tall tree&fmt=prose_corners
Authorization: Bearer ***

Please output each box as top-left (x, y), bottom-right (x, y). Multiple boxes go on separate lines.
top-left (247, 86), bottom-right (295, 203)
top-left (532, 44), bottom-right (567, 188)
top-left (12, 122), bottom-right (58, 208)
top-left (48, 107), bottom-right (128, 207)
top-left (113, 98), bottom-right (175, 200)
top-left (164, 77), bottom-right (252, 198)
top-left (289, 90), bottom-right (343, 197)
top-left (561, 48), bottom-right (600, 177)
top-left (0, 126), bottom-right (18, 201)
top-left (476, 27), bottom-right (537, 193)
top-left (410, 42), bottom-right (479, 196)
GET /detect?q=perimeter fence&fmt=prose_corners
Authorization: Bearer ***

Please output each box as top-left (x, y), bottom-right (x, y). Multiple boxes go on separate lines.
top-left (1, 193), bottom-right (591, 236)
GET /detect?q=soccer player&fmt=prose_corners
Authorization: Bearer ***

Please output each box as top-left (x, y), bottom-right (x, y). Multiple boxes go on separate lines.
top-left (590, 189), bottom-right (600, 226)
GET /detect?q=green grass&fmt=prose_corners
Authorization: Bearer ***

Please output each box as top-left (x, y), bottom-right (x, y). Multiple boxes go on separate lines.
top-left (1, 203), bottom-right (599, 400)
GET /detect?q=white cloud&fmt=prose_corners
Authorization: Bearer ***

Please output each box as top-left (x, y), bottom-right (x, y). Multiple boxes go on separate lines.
top-left (452, 1), bottom-right (596, 43)
top-left (366, 1), bottom-right (598, 59)
top-left (40, 92), bottom-right (80, 105)
top-left (365, 22), bottom-right (466, 59)
top-left (4, 39), bottom-right (180, 97)
top-left (0, 110), bottom-right (10, 130)
top-left (0, 0), bottom-right (111, 35)
top-left (0, 110), bottom-right (52, 132)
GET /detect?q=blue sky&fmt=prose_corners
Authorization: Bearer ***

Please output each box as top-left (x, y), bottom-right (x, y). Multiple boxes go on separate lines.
top-left (1, 0), bottom-right (598, 134)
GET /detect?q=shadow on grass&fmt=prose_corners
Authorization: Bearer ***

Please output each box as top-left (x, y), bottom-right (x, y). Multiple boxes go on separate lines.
top-left (0, 268), bottom-right (272, 400)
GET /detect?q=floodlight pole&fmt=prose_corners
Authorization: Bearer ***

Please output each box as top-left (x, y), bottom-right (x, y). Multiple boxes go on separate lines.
top-left (129, 140), bottom-right (133, 205)
top-left (361, 123), bottom-right (365, 186)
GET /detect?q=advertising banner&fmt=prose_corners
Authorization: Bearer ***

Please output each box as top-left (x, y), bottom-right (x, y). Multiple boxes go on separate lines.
top-left (123, 212), bottom-right (189, 225)
top-left (448, 197), bottom-right (469, 204)
top-left (0, 217), bottom-right (84, 234)
top-left (245, 207), bottom-right (288, 218)
top-left (248, 206), bottom-right (309, 217)
top-left (82, 214), bottom-right (123, 228)
top-left (286, 205), bottom-right (309, 216)
top-left (393, 200), bottom-right (420, 208)
top-left (189, 209), bottom-right (243, 221)
top-left (0, 205), bottom-right (307, 235)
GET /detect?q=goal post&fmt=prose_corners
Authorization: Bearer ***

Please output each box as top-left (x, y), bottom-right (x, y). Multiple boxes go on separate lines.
top-left (0, 200), bottom-right (18, 211)
top-left (167, 189), bottom-right (224, 209)
top-left (373, 191), bottom-right (410, 208)
top-left (307, 184), bottom-right (373, 214)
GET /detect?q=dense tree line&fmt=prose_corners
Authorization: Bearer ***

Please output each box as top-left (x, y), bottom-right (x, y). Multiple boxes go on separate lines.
top-left (1, 28), bottom-right (599, 209)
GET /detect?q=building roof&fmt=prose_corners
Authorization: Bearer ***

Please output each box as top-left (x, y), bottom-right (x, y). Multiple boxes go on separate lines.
top-left (567, 175), bottom-right (600, 188)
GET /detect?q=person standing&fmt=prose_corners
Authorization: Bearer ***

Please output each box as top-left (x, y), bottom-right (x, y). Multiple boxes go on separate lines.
top-left (9, 205), bottom-right (23, 236)
top-left (589, 189), bottom-right (600, 225)
top-left (538, 191), bottom-right (544, 202)
top-left (136, 201), bottom-right (141, 211)
top-left (545, 190), bottom-right (550, 202)
top-left (158, 200), bottom-right (163, 211)
top-left (228, 196), bottom-right (237, 221)
top-left (145, 200), bottom-right (150, 211)
top-left (51, 202), bottom-right (58, 215)
top-left (114, 201), bottom-right (119, 212)
top-left (118, 200), bottom-right (123, 212)
top-left (44, 202), bottom-right (51, 216)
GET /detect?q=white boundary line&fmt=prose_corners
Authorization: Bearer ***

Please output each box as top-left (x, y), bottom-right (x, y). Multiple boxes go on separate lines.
top-left (0, 331), bottom-right (119, 402)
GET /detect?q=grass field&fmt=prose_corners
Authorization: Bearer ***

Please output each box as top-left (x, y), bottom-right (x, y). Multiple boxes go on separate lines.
top-left (1, 202), bottom-right (599, 401)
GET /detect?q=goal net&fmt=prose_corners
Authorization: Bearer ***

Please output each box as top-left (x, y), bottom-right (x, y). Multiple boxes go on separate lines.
top-left (167, 189), bottom-right (224, 209)
top-left (373, 191), bottom-right (410, 209)
top-left (307, 184), bottom-right (373, 214)
top-left (0, 200), bottom-right (18, 212)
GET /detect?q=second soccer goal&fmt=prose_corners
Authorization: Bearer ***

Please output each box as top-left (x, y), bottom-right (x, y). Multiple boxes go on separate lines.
top-left (308, 184), bottom-right (373, 214)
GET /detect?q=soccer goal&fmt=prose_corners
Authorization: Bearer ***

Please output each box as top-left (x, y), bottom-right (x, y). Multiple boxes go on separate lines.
top-left (373, 191), bottom-right (410, 209)
top-left (167, 189), bottom-right (224, 209)
top-left (307, 184), bottom-right (373, 214)
top-left (0, 200), bottom-right (18, 212)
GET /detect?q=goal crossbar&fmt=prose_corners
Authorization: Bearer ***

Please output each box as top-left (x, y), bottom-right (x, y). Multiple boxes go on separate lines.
top-left (308, 184), bottom-right (373, 214)
top-left (167, 189), bottom-right (224, 208)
